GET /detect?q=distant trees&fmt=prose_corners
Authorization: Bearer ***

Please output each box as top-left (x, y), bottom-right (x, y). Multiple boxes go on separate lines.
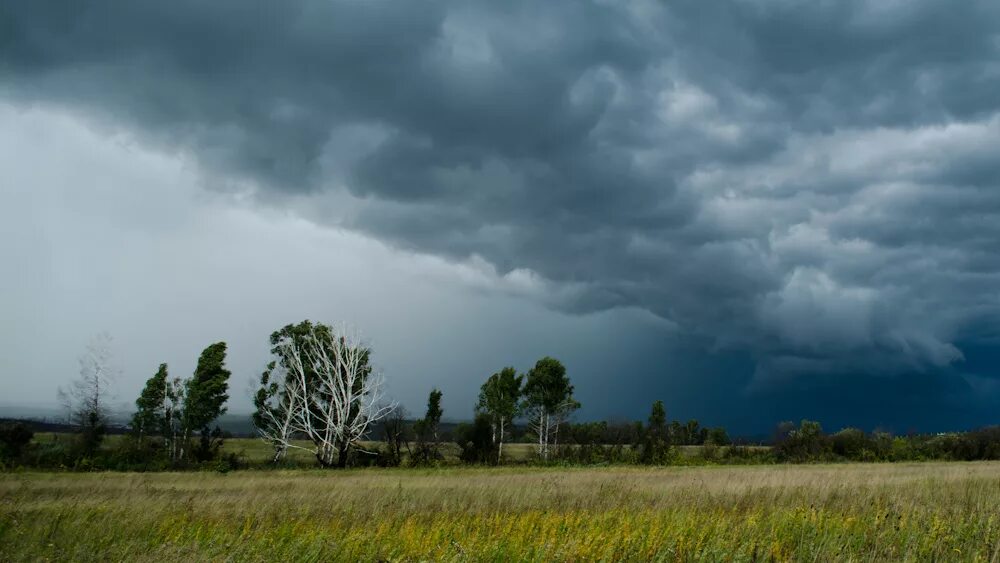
top-left (773, 420), bottom-right (830, 462)
top-left (523, 357), bottom-right (579, 461)
top-left (253, 321), bottom-right (394, 468)
top-left (476, 367), bottom-right (523, 464)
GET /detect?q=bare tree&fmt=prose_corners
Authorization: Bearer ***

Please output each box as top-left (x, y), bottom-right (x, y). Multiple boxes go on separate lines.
top-left (58, 332), bottom-right (119, 455)
top-left (253, 368), bottom-right (301, 462)
top-left (381, 404), bottom-right (409, 467)
top-left (61, 333), bottom-right (117, 421)
top-left (264, 323), bottom-right (395, 468)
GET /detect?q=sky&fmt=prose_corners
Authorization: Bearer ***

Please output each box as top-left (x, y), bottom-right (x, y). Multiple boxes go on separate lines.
top-left (2, 0), bottom-right (999, 434)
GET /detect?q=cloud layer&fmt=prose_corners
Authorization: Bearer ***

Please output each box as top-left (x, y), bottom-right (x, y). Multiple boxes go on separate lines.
top-left (4, 0), bottom-right (1000, 406)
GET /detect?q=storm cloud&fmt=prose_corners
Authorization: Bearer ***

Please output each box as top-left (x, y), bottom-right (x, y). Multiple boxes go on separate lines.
top-left (3, 0), bottom-right (1000, 430)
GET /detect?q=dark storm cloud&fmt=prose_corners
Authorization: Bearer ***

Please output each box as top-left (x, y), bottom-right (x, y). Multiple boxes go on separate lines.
top-left (4, 0), bottom-right (1000, 410)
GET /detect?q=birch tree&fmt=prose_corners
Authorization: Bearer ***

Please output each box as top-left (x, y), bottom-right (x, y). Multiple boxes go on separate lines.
top-left (253, 321), bottom-right (328, 463)
top-left (476, 367), bottom-right (522, 464)
top-left (256, 321), bottom-right (394, 468)
top-left (522, 357), bottom-right (579, 461)
top-left (131, 363), bottom-right (168, 440)
top-left (253, 359), bottom-right (300, 462)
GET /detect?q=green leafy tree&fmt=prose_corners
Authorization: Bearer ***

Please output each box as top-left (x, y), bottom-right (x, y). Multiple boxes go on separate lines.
top-left (707, 426), bottom-right (730, 446)
top-left (181, 342), bottom-right (231, 461)
top-left (131, 363), bottom-right (168, 441)
top-left (455, 414), bottom-right (496, 464)
top-left (476, 367), bottom-right (523, 464)
top-left (522, 357), bottom-right (579, 461)
top-left (641, 400), bottom-right (670, 464)
top-left (413, 388), bottom-right (444, 464)
top-left (254, 321), bottom-right (391, 468)
top-left (254, 321), bottom-right (336, 463)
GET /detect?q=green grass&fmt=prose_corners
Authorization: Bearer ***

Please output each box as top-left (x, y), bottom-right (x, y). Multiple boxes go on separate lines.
top-left (3, 462), bottom-right (1000, 561)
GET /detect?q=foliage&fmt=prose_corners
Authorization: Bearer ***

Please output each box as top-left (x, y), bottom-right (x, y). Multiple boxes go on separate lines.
top-left (131, 363), bottom-right (168, 439)
top-left (454, 414), bottom-right (497, 464)
top-left (412, 388), bottom-right (444, 465)
top-left (253, 321), bottom-right (392, 468)
top-left (476, 367), bottom-right (523, 463)
top-left (774, 420), bottom-right (832, 462)
top-left (522, 357), bottom-right (579, 461)
top-left (184, 342), bottom-right (231, 440)
top-left (640, 400), bottom-right (670, 464)
top-left (0, 423), bottom-right (33, 461)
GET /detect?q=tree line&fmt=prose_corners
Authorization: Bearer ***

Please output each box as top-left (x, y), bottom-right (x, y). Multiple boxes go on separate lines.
top-left (2, 320), bottom-right (999, 470)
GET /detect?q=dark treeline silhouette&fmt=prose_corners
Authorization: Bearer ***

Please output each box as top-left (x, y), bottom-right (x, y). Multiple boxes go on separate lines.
top-left (2, 319), bottom-right (999, 471)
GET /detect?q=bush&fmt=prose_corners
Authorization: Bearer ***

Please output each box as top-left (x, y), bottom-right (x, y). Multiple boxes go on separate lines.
top-left (0, 423), bottom-right (34, 461)
top-left (455, 415), bottom-right (497, 464)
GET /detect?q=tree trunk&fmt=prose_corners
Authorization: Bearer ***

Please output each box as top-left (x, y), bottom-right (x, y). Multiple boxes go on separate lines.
top-left (336, 441), bottom-right (350, 469)
top-left (498, 417), bottom-right (505, 465)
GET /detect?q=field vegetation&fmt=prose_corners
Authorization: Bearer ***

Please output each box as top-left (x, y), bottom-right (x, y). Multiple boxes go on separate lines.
top-left (3, 462), bottom-right (1000, 561)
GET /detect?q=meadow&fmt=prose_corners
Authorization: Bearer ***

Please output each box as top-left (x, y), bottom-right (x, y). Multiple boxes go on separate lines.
top-left (3, 462), bottom-right (1000, 561)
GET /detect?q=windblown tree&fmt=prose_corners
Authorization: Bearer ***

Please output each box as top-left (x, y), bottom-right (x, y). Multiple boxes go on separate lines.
top-left (254, 321), bottom-right (394, 468)
top-left (476, 367), bottom-right (523, 464)
top-left (58, 332), bottom-right (119, 455)
top-left (163, 375), bottom-right (186, 461)
top-left (181, 342), bottom-right (231, 461)
top-left (131, 363), bottom-right (168, 440)
top-left (253, 321), bottom-right (331, 462)
top-left (522, 357), bottom-right (579, 461)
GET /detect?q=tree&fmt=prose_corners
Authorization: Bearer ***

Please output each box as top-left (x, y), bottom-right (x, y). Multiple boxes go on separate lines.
top-left (641, 400), bottom-right (670, 464)
top-left (0, 422), bottom-right (33, 461)
top-left (254, 321), bottom-right (331, 462)
top-left (522, 357), bottom-right (579, 461)
top-left (58, 332), bottom-right (118, 456)
top-left (253, 358), bottom-right (299, 463)
top-left (181, 342), bottom-right (231, 461)
top-left (131, 363), bottom-right (168, 441)
top-left (413, 388), bottom-right (444, 464)
top-left (268, 322), bottom-right (394, 468)
top-left (455, 414), bottom-right (496, 464)
top-left (476, 367), bottom-right (523, 464)
top-left (774, 420), bottom-right (830, 462)
top-left (380, 405), bottom-right (410, 467)
top-left (163, 376), bottom-right (186, 462)
top-left (707, 426), bottom-right (730, 446)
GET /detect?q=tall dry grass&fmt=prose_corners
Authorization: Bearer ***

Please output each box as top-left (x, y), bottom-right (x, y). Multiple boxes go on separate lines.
top-left (3, 462), bottom-right (1000, 561)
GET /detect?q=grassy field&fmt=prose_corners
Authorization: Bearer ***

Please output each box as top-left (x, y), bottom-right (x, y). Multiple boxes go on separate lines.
top-left (3, 462), bottom-right (1000, 561)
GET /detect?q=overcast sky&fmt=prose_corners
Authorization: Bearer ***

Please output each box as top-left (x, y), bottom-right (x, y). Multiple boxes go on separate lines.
top-left (2, 1), bottom-right (1000, 433)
